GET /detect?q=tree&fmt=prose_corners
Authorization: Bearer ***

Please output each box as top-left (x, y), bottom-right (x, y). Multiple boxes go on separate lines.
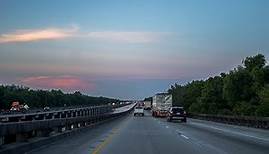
top-left (169, 53), bottom-right (268, 117)
top-left (223, 66), bottom-right (254, 104)
top-left (0, 85), bottom-right (119, 110)
top-left (256, 86), bottom-right (269, 116)
top-left (264, 66), bottom-right (269, 84)
top-left (243, 54), bottom-right (266, 71)
top-left (199, 76), bottom-right (226, 114)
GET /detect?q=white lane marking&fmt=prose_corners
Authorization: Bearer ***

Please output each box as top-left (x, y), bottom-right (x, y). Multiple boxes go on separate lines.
top-left (181, 134), bottom-right (189, 139)
top-left (165, 126), bottom-right (169, 128)
top-left (192, 123), bottom-right (269, 142)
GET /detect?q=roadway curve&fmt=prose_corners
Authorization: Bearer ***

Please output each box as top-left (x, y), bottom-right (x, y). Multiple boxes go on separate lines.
top-left (28, 111), bottom-right (269, 154)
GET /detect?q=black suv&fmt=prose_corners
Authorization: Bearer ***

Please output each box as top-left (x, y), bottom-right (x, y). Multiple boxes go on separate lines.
top-left (167, 107), bottom-right (187, 122)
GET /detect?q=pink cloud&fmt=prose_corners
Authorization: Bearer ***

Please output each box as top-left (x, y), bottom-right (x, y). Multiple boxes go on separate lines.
top-left (0, 26), bottom-right (78, 43)
top-left (20, 76), bottom-right (95, 92)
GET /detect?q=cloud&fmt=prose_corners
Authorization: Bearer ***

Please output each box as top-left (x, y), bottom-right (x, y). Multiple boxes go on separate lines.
top-left (0, 25), bottom-right (167, 44)
top-left (0, 26), bottom-right (78, 43)
top-left (20, 76), bottom-right (95, 91)
top-left (86, 31), bottom-right (163, 43)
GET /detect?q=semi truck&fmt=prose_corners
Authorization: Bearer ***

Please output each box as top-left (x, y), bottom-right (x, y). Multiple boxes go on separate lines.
top-left (152, 93), bottom-right (172, 117)
top-left (144, 101), bottom-right (152, 110)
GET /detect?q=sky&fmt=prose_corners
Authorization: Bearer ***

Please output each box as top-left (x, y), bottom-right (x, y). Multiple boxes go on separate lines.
top-left (0, 0), bottom-right (268, 99)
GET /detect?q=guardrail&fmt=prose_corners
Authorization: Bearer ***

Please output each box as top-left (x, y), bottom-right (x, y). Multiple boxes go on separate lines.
top-left (0, 103), bottom-right (135, 154)
top-left (0, 105), bottom-right (112, 123)
top-left (0, 103), bottom-right (129, 116)
top-left (189, 113), bottom-right (269, 129)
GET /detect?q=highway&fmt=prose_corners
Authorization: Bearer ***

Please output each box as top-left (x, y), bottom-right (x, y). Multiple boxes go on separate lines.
top-left (28, 111), bottom-right (269, 154)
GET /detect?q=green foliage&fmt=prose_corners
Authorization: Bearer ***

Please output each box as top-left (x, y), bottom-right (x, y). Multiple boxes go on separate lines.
top-left (243, 54), bottom-right (266, 71)
top-left (223, 66), bottom-right (254, 103)
top-left (256, 86), bottom-right (269, 117)
top-left (169, 81), bottom-right (204, 110)
top-left (169, 53), bottom-right (269, 117)
top-left (0, 85), bottom-right (119, 109)
top-left (264, 66), bottom-right (269, 84)
top-left (232, 101), bottom-right (255, 116)
top-left (199, 76), bottom-right (225, 114)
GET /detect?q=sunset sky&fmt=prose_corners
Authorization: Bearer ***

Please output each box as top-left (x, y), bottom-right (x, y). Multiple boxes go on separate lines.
top-left (0, 0), bottom-right (268, 99)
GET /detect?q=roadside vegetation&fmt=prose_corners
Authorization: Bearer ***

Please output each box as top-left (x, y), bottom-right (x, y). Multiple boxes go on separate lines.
top-left (0, 86), bottom-right (119, 110)
top-left (168, 54), bottom-right (269, 117)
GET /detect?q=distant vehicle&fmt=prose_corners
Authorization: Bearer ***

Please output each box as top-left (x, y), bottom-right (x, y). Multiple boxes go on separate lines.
top-left (43, 106), bottom-right (50, 111)
top-left (134, 106), bottom-right (144, 116)
top-left (136, 102), bottom-right (144, 107)
top-left (167, 107), bottom-right (187, 122)
top-left (152, 93), bottom-right (172, 117)
top-left (10, 101), bottom-right (29, 111)
top-left (144, 101), bottom-right (151, 110)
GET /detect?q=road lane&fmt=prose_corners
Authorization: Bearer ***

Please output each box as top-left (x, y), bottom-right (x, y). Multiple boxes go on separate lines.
top-left (27, 115), bottom-right (131, 154)
top-left (156, 115), bottom-right (269, 154)
top-left (99, 112), bottom-right (213, 154)
top-left (99, 111), bottom-right (269, 154)
top-left (28, 111), bottom-right (269, 154)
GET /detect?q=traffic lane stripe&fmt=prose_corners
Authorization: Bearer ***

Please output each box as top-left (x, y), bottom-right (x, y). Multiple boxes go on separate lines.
top-left (181, 134), bottom-right (189, 139)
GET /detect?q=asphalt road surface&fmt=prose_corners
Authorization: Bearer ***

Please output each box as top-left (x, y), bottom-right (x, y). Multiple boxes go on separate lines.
top-left (28, 111), bottom-right (269, 154)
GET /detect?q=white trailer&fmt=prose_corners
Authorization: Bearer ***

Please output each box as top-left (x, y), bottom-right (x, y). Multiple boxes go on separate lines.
top-left (144, 101), bottom-right (152, 110)
top-left (152, 93), bottom-right (172, 117)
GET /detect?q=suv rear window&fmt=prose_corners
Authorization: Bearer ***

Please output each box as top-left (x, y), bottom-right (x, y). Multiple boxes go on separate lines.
top-left (172, 108), bottom-right (184, 112)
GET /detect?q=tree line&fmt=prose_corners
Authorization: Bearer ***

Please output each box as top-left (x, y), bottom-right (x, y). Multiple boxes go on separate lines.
top-left (0, 86), bottom-right (119, 110)
top-left (168, 54), bottom-right (269, 117)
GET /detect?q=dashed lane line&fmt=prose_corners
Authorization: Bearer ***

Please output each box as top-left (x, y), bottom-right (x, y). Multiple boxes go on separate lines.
top-left (180, 134), bottom-right (189, 139)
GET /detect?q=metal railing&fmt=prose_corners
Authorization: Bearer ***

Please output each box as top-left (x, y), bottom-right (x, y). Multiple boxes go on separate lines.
top-left (189, 113), bottom-right (269, 129)
top-left (0, 103), bottom-right (135, 152)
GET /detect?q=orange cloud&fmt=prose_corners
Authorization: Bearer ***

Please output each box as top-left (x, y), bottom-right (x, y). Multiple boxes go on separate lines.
top-left (0, 26), bottom-right (78, 43)
top-left (0, 25), bottom-right (167, 44)
top-left (20, 76), bottom-right (95, 91)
